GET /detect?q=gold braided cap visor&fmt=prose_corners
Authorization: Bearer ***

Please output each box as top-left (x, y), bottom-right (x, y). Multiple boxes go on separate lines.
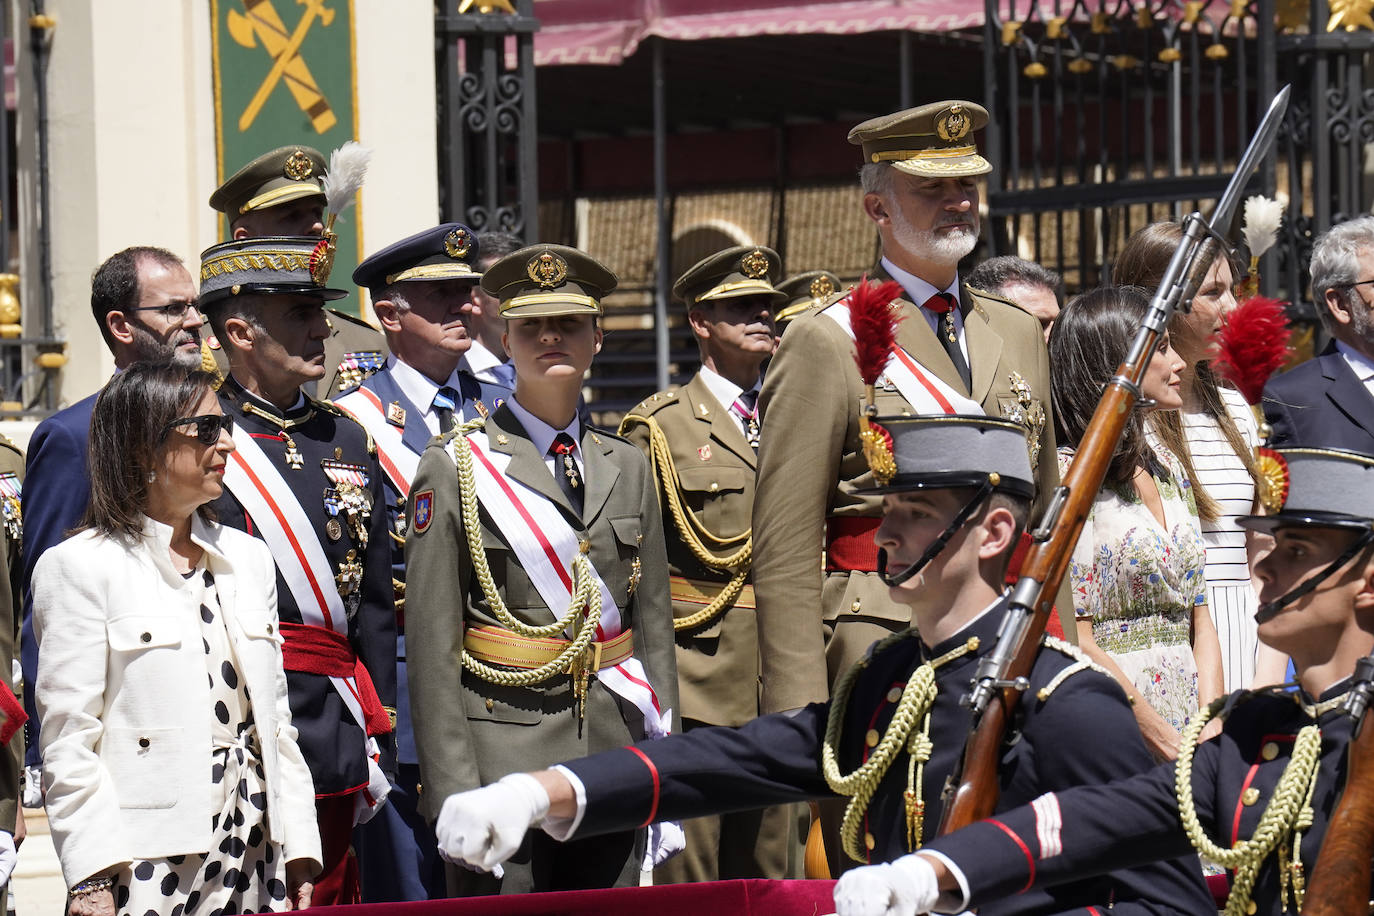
top-left (239, 181), bottom-right (326, 215)
top-left (386, 262), bottom-right (482, 284)
top-left (694, 278), bottom-right (789, 304)
top-left (499, 291), bottom-right (603, 318)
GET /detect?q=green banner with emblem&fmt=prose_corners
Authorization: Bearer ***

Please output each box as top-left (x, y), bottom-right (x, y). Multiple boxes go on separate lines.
top-left (210, 0), bottom-right (363, 315)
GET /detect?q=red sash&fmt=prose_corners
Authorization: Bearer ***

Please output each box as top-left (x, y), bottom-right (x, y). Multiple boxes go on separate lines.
top-left (280, 621), bottom-right (392, 736)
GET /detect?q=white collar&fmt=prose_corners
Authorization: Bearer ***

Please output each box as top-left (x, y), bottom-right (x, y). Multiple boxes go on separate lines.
top-left (881, 256), bottom-right (961, 308)
top-left (1336, 340), bottom-right (1374, 382)
top-left (461, 339), bottom-right (506, 376)
top-left (388, 354), bottom-right (469, 414)
top-left (505, 394), bottom-right (582, 459)
top-left (697, 366), bottom-right (759, 415)
top-left (140, 514), bottom-right (227, 588)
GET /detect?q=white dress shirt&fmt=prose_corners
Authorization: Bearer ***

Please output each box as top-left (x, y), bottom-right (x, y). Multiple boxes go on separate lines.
top-left (881, 256), bottom-right (968, 364)
top-left (697, 366), bottom-right (761, 437)
top-left (460, 340), bottom-right (517, 388)
top-left (388, 355), bottom-right (479, 437)
top-left (1337, 340), bottom-right (1374, 400)
top-left (505, 395), bottom-right (585, 482)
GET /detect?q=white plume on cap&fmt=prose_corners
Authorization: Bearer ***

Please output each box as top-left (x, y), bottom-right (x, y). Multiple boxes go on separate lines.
top-left (322, 140), bottom-right (372, 220)
top-left (1241, 195), bottom-right (1284, 259)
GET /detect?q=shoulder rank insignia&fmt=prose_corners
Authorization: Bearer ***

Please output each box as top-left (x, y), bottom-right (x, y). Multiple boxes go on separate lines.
top-left (386, 401), bottom-right (406, 427)
top-left (474, 400), bottom-right (489, 418)
top-left (337, 351), bottom-right (386, 390)
top-left (413, 489), bottom-right (434, 533)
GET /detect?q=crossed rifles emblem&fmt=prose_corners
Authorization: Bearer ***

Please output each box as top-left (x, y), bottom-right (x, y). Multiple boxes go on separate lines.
top-left (228, 0), bottom-right (338, 134)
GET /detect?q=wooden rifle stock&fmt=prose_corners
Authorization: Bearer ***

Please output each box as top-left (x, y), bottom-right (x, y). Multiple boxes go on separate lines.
top-left (1301, 676), bottom-right (1374, 914)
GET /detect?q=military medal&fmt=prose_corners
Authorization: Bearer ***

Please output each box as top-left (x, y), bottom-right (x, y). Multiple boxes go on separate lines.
top-left (281, 433), bottom-right (305, 469)
top-left (336, 549), bottom-right (364, 616)
top-left (337, 351), bottom-right (385, 391)
top-left (627, 557), bottom-right (642, 599)
top-left (386, 401), bottom-right (406, 426)
top-left (325, 517), bottom-right (343, 541)
top-left (322, 459), bottom-right (373, 546)
top-left (942, 312), bottom-right (956, 344)
top-left (0, 472), bottom-right (21, 541)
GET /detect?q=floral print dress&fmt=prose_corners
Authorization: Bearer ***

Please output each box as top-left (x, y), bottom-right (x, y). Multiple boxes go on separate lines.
top-left (1060, 447), bottom-right (1208, 731)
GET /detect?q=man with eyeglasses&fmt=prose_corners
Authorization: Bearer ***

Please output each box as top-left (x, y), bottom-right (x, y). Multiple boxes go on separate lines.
top-left (20, 246), bottom-right (204, 805)
top-left (1265, 215), bottom-right (1374, 451)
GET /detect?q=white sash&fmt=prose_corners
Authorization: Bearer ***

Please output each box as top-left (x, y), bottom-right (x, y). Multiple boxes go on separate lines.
top-left (335, 386), bottom-right (420, 497)
top-left (455, 429), bottom-right (671, 738)
top-left (825, 300), bottom-right (982, 415)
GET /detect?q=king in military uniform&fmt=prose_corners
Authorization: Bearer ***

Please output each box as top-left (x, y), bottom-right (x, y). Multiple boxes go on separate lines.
top-left (198, 235), bottom-right (397, 905)
top-left (406, 244), bottom-right (679, 895)
top-left (619, 245), bottom-right (792, 883)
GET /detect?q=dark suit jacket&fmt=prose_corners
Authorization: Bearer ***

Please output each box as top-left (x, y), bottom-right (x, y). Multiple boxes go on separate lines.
top-left (20, 391), bottom-right (98, 767)
top-left (1263, 344), bottom-right (1374, 451)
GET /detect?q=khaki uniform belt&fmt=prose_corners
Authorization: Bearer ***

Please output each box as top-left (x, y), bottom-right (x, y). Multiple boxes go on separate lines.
top-left (464, 625), bottom-right (635, 671)
top-left (669, 574), bottom-right (756, 610)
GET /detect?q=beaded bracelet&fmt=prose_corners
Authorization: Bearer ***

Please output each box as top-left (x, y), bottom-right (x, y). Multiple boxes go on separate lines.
top-left (69, 875), bottom-right (114, 897)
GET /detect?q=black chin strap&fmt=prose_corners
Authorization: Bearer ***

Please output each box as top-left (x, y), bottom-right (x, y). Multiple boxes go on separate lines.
top-left (878, 482), bottom-right (995, 587)
top-left (1254, 529), bottom-right (1374, 624)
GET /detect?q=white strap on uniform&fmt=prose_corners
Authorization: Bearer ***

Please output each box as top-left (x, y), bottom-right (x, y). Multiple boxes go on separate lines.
top-left (335, 386), bottom-right (420, 497)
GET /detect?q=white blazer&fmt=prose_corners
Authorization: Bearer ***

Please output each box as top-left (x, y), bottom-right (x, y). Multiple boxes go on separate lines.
top-left (33, 514), bottom-right (322, 886)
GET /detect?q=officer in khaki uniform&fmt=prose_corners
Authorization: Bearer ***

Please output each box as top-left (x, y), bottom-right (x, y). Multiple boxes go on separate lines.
top-left (209, 145), bottom-right (388, 396)
top-left (774, 269), bottom-right (843, 331)
top-left (620, 245), bottom-right (794, 883)
top-left (406, 244), bottom-right (679, 895)
top-left (752, 101), bottom-right (1065, 722)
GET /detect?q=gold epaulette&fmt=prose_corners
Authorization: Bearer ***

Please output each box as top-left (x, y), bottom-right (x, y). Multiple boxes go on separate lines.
top-left (1034, 635), bottom-right (1113, 701)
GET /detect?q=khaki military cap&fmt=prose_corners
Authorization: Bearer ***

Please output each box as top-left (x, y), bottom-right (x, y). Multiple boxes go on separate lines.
top-left (848, 101), bottom-right (992, 178)
top-left (775, 269), bottom-right (843, 324)
top-left (210, 146), bottom-right (327, 217)
top-left (482, 244), bottom-right (617, 318)
top-left (673, 245), bottom-right (787, 308)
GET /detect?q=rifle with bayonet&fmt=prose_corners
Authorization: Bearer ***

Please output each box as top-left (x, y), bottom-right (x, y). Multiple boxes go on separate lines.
top-left (935, 85), bottom-right (1291, 836)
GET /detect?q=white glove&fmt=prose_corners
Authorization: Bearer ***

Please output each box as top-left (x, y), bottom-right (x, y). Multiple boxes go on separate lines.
top-left (21, 765), bottom-right (42, 809)
top-left (0, 830), bottom-right (16, 887)
top-left (435, 773), bottom-right (550, 874)
top-left (833, 854), bottom-right (940, 916)
top-left (642, 820), bottom-right (685, 869)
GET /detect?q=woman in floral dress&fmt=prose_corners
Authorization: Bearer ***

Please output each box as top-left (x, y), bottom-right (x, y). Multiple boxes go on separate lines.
top-left (1050, 287), bottom-right (1224, 762)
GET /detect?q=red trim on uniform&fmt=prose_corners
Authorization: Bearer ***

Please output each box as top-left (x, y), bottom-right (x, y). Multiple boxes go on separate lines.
top-left (626, 746), bottom-right (661, 827)
top-left (1006, 533), bottom-right (1064, 640)
top-left (1232, 733), bottom-right (1296, 845)
top-left (1085, 908), bottom-right (1101, 915)
top-left (987, 818), bottom-right (1036, 893)
top-left (890, 346), bottom-right (956, 413)
top-left (826, 517), bottom-right (882, 572)
top-left (469, 439), bottom-right (574, 591)
top-left (350, 387), bottom-right (412, 497)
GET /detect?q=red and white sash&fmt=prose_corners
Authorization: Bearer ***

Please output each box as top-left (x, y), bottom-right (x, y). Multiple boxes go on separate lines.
top-left (335, 386), bottom-right (419, 497)
top-left (224, 428), bottom-right (390, 819)
top-left (456, 429), bottom-right (671, 738)
top-left (824, 300), bottom-right (982, 415)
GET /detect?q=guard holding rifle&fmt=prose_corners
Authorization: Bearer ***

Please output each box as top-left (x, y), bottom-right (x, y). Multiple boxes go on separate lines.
top-left (427, 394), bottom-right (1212, 914)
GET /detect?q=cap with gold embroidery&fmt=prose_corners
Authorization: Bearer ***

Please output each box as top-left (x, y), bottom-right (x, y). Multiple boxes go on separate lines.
top-left (848, 101), bottom-right (992, 178)
top-left (209, 146), bottom-right (328, 218)
top-left (672, 245), bottom-right (787, 309)
top-left (482, 244), bottom-right (617, 318)
top-left (775, 269), bottom-right (843, 325)
top-left (198, 236), bottom-right (348, 307)
top-left (353, 223), bottom-right (481, 291)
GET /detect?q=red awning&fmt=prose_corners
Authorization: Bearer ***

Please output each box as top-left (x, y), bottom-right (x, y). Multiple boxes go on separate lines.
top-left (532, 0), bottom-right (985, 66)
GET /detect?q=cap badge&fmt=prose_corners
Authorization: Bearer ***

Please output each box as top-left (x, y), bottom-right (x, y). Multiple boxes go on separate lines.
top-left (740, 249), bottom-right (771, 280)
top-left (527, 251), bottom-right (569, 289)
top-left (1257, 447), bottom-right (1290, 514)
top-left (935, 105), bottom-right (971, 142)
top-left (810, 275), bottom-right (837, 300)
top-left (284, 150), bottom-right (314, 180)
top-left (309, 236), bottom-right (335, 285)
top-left (444, 227), bottom-right (471, 259)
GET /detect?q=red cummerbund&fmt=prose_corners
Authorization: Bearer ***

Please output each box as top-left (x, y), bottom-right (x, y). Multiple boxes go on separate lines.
top-left (280, 621), bottom-right (392, 737)
top-left (825, 516), bottom-right (881, 573)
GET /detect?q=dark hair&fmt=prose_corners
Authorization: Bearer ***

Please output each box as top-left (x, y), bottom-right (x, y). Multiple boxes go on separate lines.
top-left (80, 362), bottom-right (219, 540)
top-left (476, 231), bottom-right (524, 266)
top-left (89, 247), bottom-right (185, 350)
top-left (202, 295), bottom-right (268, 357)
top-left (966, 256), bottom-right (1062, 299)
top-left (1112, 220), bottom-right (1259, 521)
top-left (1049, 286), bottom-right (1158, 488)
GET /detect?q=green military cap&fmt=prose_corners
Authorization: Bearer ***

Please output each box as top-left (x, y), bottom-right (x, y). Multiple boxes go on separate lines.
top-left (209, 146), bottom-right (327, 217)
top-left (775, 269), bottom-right (842, 324)
top-left (198, 236), bottom-right (348, 307)
top-left (481, 244), bottom-right (617, 318)
top-left (848, 100), bottom-right (992, 178)
top-left (672, 245), bottom-right (787, 308)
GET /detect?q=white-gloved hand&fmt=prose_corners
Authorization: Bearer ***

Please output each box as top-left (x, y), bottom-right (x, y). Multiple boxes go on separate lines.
top-left (21, 764), bottom-right (42, 809)
top-left (0, 830), bottom-right (16, 887)
top-left (435, 773), bottom-right (551, 874)
top-left (642, 820), bottom-right (686, 869)
top-left (833, 854), bottom-right (940, 916)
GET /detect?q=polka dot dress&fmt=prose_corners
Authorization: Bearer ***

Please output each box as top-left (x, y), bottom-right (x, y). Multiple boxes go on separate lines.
top-left (115, 566), bottom-right (291, 915)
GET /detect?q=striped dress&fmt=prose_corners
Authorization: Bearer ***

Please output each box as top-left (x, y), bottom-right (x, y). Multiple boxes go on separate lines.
top-left (1182, 386), bottom-right (1261, 693)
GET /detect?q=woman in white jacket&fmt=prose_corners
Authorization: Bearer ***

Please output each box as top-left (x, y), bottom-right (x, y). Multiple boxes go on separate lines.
top-left (34, 363), bottom-right (321, 915)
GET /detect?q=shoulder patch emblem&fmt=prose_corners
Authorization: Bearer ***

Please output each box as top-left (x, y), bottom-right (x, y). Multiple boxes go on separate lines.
top-left (413, 490), bottom-right (434, 533)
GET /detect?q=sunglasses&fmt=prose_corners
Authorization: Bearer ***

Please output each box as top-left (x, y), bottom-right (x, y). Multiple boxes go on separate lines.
top-left (162, 413), bottom-right (234, 446)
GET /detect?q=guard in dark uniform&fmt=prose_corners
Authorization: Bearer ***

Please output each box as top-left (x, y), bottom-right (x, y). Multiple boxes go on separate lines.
top-left (198, 236), bottom-right (397, 906)
top-left (774, 269), bottom-right (842, 331)
top-left (209, 144), bottom-right (388, 396)
top-left (891, 445), bottom-right (1374, 916)
top-left (337, 222), bottom-right (509, 902)
top-left (429, 414), bottom-right (1212, 915)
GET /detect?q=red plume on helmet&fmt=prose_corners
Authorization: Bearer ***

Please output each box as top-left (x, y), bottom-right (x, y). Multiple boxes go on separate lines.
top-left (1211, 295), bottom-right (1292, 406)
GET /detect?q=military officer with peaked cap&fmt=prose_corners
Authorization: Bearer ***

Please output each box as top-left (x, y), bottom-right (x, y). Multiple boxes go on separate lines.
top-left (336, 222), bottom-right (509, 902)
top-left (620, 245), bottom-right (793, 883)
top-left (775, 269), bottom-right (843, 331)
top-left (405, 243), bottom-right (679, 894)
top-left (750, 100), bottom-right (1064, 729)
top-left (209, 144), bottom-right (389, 397)
top-left (198, 235), bottom-right (397, 905)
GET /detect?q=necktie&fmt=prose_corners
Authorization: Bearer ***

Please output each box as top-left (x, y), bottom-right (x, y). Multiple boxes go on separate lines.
top-left (731, 389), bottom-right (760, 451)
top-left (549, 432), bottom-right (584, 515)
top-left (432, 386), bottom-right (458, 433)
top-left (922, 293), bottom-right (972, 393)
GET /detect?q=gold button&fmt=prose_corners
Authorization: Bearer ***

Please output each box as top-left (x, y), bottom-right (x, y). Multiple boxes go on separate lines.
top-left (1241, 787), bottom-right (1260, 806)
top-left (1246, 902), bottom-right (1257, 915)
top-left (887, 687), bottom-right (902, 703)
top-left (709, 482), bottom-right (719, 492)
top-left (1261, 742), bottom-right (1280, 761)
top-left (865, 729), bottom-right (880, 747)
top-left (416, 782), bottom-right (423, 795)
top-left (864, 832), bottom-right (876, 850)
top-left (850, 599), bottom-right (862, 613)
top-left (485, 698), bottom-right (494, 711)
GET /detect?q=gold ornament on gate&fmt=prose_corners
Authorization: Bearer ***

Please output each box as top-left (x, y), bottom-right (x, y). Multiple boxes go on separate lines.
top-left (528, 251), bottom-right (569, 288)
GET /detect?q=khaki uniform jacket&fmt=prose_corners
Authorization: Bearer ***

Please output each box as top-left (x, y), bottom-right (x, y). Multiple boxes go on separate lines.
top-left (620, 372), bottom-right (760, 728)
top-left (752, 275), bottom-right (1059, 713)
top-left (404, 404), bottom-right (679, 822)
